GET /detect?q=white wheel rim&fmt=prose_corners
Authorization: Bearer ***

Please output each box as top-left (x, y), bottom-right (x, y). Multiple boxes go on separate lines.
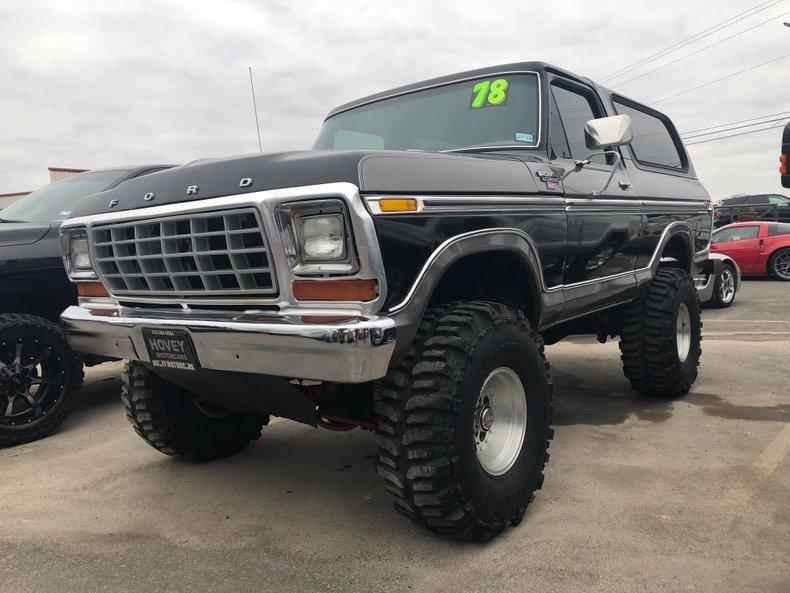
top-left (719, 268), bottom-right (735, 303)
top-left (676, 303), bottom-right (692, 362)
top-left (474, 367), bottom-right (527, 476)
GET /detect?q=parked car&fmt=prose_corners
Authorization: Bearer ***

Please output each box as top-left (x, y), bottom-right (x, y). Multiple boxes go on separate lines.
top-left (0, 165), bottom-right (172, 447)
top-left (710, 221), bottom-right (790, 280)
top-left (713, 194), bottom-right (790, 228)
top-left (59, 62), bottom-right (713, 540)
top-left (695, 253), bottom-right (740, 308)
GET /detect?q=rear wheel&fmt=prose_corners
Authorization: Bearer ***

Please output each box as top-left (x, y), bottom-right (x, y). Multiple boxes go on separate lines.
top-left (707, 262), bottom-right (736, 308)
top-left (0, 314), bottom-right (83, 447)
top-left (374, 301), bottom-right (553, 541)
top-left (769, 248), bottom-right (790, 281)
top-left (121, 362), bottom-right (266, 461)
top-left (619, 268), bottom-right (702, 397)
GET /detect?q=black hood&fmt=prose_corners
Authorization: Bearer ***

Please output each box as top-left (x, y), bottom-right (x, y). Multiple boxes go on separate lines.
top-left (0, 222), bottom-right (52, 247)
top-left (68, 149), bottom-right (541, 218)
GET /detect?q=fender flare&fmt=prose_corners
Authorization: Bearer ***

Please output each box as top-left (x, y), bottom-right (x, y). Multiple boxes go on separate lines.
top-left (388, 228), bottom-right (547, 351)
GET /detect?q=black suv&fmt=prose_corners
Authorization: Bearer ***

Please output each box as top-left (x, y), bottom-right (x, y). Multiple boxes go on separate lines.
top-left (714, 193), bottom-right (790, 227)
top-left (0, 165), bottom-right (171, 446)
top-left (59, 62), bottom-right (712, 540)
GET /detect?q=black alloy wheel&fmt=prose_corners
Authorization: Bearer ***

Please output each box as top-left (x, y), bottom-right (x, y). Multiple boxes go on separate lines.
top-left (0, 314), bottom-right (83, 447)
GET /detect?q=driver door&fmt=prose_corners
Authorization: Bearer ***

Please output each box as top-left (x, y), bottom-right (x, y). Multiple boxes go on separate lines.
top-left (547, 77), bottom-right (641, 286)
top-left (712, 225), bottom-right (762, 273)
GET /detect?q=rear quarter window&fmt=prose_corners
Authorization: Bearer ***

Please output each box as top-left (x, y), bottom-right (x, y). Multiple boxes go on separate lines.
top-left (612, 98), bottom-right (686, 171)
top-left (768, 223), bottom-right (790, 237)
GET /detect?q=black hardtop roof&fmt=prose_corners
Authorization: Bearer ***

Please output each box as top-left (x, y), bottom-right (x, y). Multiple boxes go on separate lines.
top-left (325, 61), bottom-right (614, 120)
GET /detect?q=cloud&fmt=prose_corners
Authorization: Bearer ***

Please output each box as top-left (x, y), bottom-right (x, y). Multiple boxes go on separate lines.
top-left (1, 0), bottom-right (787, 199)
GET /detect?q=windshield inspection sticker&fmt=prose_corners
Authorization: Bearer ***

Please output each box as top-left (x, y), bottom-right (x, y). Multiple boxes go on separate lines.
top-left (470, 78), bottom-right (509, 109)
top-left (514, 132), bottom-right (534, 143)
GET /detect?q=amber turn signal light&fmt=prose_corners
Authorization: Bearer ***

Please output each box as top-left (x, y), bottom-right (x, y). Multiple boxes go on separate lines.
top-left (378, 197), bottom-right (418, 213)
top-left (781, 153), bottom-right (788, 176)
top-left (77, 282), bottom-right (109, 297)
top-left (292, 279), bottom-right (378, 302)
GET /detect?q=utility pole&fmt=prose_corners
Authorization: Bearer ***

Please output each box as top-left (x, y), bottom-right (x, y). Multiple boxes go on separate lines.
top-left (249, 66), bottom-right (263, 154)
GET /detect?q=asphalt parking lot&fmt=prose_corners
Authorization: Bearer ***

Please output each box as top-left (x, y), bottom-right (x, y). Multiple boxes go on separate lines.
top-left (1, 279), bottom-right (788, 593)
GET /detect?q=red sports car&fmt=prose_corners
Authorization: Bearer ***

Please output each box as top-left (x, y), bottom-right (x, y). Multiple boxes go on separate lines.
top-left (710, 221), bottom-right (790, 280)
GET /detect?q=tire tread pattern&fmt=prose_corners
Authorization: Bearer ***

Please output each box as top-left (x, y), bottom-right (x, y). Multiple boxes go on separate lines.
top-left (121, 362), bottom-right (263, 461)
top-left (0, 313), bottom-right (83, 447)
top-left (374, 301), bottom-right (553, 541)
top-left (619, 268), bottom-right (702, 396)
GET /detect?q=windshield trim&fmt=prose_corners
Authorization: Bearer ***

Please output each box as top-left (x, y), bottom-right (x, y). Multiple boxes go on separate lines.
top-left (324, 70), bottom-right (543, 149)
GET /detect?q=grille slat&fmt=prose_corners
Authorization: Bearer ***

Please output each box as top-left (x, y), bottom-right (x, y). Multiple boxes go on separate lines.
top-left (90, 208), bottom-right (277, 298)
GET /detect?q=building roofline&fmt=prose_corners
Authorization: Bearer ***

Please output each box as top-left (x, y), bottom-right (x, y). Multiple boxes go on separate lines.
top-left (48, 166), bottom-right (89, 173)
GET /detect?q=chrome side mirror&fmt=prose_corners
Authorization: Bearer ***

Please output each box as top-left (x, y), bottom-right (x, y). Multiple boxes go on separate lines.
top-left (584, 114), bottom-right (633, 150)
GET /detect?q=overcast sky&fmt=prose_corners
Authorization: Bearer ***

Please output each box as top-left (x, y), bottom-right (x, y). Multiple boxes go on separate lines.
top-left (1, 0), bottom-right (788, 199)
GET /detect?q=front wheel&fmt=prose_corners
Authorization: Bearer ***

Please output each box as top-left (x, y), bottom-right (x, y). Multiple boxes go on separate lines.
top-left (0, 314), bottom-right (83, 447)
top-left (769, 248), bottom-right (790, 281)
top-left (121, 362), bottom-right (267, 461)
top-left (707, 262), bottom-right (736, 308)
top-left (374, 301), bottom-right (553, 541)
top-left (619, 268), bottom-right (702, 397)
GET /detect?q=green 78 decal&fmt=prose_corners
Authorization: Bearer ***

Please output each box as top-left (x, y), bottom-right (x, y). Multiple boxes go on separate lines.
top-left (470, 78), bottom-right (509, 109)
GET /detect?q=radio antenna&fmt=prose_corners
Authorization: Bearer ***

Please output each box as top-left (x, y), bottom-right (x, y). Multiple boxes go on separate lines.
top-left (248, 66), bottom-right (263, 154)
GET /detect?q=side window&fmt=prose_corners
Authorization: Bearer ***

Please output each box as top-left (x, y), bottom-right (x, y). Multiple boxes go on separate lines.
top-left (712, 226), bottom-right (759, 243)
top-left (548, 92), bottom-right (571, 159)
top-left (768, 223), bottom-right (790, 236)
top-left (613, 100), bottom-right (685, 170)
top-left (745, 196), bottom-right (768, 206)
top-left (550, 84), bottom-right (600, 161)
top-left (767, 195), bottom-right (789, 205)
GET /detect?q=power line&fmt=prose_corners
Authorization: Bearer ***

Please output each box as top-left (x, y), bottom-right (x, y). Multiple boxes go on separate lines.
top-left (614, 9), bottom-right (790, 88)
top-left (650, 52), bottom-right (790, 104)
top-left (680, 110), bottom-right (790, 134)
top-left (682, 116), bottom-right (789, 139)
top-left (601, 0), bottom-right (784, 82)
top-left (684, 122), bottom-right (785, 145)
top-left (602, 0), bottom-right (783, 81)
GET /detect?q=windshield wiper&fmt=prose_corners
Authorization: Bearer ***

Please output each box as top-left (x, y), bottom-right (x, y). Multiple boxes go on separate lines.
top-left (0, 217), bottom-right (26, 223)
top-left (439, 146), bottom-right (531, 154)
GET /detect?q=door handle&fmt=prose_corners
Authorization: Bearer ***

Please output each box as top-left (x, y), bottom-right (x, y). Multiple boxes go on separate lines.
top-left (618, 181), bottom-right (631, 191)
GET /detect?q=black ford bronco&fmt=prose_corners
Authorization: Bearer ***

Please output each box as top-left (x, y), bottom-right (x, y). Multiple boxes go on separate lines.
top-left (60, 62), bottom-right (712, 540)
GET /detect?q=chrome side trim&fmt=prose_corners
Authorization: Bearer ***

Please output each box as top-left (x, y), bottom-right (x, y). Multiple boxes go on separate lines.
top-left (567, 198), bottom-right (709, 212)
top-left (62, 182), bottom-right (388, 316)
top-left (565, 198), bottom-right (643, 212)
top-left (365, 195), bottom-right (566, 215)
top-left (365, 195), bottom-right (709, 215)
top-left (326, 71), bottom-right (543, 149)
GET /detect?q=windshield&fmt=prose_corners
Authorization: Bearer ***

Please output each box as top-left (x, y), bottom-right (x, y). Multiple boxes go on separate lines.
top-left (0, 170), bottom-right (124, 223)
top-left (314, 73), bottom-right (540, 152)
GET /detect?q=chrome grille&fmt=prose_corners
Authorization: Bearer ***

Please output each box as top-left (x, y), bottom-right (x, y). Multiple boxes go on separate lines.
top-left (90, 208), bottom-right (277, 298)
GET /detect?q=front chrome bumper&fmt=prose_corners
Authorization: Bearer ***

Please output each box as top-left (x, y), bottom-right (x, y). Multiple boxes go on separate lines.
top-left (60, 305), bottom-right (396, 383)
